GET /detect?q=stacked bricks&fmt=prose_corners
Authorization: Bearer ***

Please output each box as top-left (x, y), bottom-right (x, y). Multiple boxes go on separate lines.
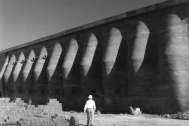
top-left (0, 98), bottom-right (77, 126)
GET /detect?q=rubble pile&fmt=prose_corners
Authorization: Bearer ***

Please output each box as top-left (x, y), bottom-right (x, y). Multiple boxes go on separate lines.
top-left (0, 98), bottom-right (70, 126)
top-left (169, 111), bottom-right (189, 119)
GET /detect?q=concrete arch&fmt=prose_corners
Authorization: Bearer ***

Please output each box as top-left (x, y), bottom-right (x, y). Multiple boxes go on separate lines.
top-left (80, 33), bottom-right (101, 95)
top-left (34, 46), bottom-right (48, 82)
top-left (80, 33), bottom-right (98, 76)
top-left (23, 49), bottom-right (36, 82)
top-left (47, 42), bottom-right (63, 98)
top-left (4, 54), bottom-right (16, 83)
top-left (13, 52), bottom-right (25, 98)
top-left (47, 42), bottom-right (62, 81)
top-left (103, 27), bottom-right (122, 76)
top-left (0, 55), bottom-right (9, 79)
top-left (33, 46), bottom-right (48, 104)
top-left (62, 38), bottom-right (79, 96)
top-left (3, 54), bottom-right (16, 97)
top-left (130, 21), bottom-right (150, 73)
top-left (62, 38), bottom-right (78, 79)
top-left (13, 52), bottom-right (25, 83)
top-left (22, 49), bottom-right (36, 101)
top-left (0, 55), bottom-right (9, 96)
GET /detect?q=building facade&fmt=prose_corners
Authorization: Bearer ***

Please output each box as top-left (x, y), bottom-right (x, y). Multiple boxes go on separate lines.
top-left (0, 0), bottom-right (189, 114)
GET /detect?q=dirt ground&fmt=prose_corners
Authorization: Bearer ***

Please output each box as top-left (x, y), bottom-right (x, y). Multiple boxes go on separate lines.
top-left (63, 111), bottom-right (189, 126)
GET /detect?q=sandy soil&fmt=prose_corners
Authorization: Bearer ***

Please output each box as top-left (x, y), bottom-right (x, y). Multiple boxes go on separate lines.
top-left (63, 111), bottom-right (189, 126)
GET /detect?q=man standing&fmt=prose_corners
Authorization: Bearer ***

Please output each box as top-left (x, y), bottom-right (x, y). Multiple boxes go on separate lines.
top-left (84, 95), bottom-right (96, 126)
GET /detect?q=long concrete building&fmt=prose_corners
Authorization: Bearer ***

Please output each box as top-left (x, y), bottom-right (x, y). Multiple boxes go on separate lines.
top-left (0, 0), bottom-right (189, 114)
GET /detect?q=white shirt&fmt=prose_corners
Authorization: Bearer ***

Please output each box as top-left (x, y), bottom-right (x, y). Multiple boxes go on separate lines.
top-left (84, 99), bottom-right (96, 111)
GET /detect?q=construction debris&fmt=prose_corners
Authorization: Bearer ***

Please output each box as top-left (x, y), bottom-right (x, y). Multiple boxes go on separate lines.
top-left (0, 98), bottom-right (78, 126)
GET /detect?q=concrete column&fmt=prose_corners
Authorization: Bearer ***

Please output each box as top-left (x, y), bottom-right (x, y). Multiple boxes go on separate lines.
top-left (0, 55), bottom-right (9, 96)
top-left (34, 46), bottom-right (48, 104)
top-left (13, 52), bottom-right (25, 99)
top-left (3, 54), bottom-right (16, 98)
top-left (62, 38), bottom-right (79, 96)
top-left (47, 42), bottom-right (63, 98)
top-left (80, 33), bottom-right (99, 95)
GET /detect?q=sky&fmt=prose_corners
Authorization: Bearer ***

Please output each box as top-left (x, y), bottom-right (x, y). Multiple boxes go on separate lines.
top-left (0, 0), bottom-right (167, 51)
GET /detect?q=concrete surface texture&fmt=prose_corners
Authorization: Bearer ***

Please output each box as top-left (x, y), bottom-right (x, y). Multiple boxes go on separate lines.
top-left (0, 0), bottom-right (189, 114)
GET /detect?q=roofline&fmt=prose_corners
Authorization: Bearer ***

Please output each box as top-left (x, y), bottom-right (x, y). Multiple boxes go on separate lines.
top-left (0, 0), bottom-right (188, 54)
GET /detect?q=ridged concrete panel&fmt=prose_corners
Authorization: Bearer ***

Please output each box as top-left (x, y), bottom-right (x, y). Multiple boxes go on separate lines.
top-left (62, 39), bottom-right (78, 79)
top-left (22, 49), bottom-right (36, 101)
top-left (80, 34), bottom-right (98, 76)
top-left (159, 14), bottom-right (189, 112)
top-left (47, 42), bottom-right (63, 98)
top-left (34, 46), bottom-right (48, 104)
top-left (103, 27), bottom-right (122, 76)
top-left (131, 21), bottom-right (149, 73)
top-left (13, 52), bottom-right (25, 98)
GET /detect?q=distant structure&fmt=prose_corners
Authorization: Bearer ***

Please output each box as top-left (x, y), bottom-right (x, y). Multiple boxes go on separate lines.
top-left (0, 0), bottom-right (189, 114)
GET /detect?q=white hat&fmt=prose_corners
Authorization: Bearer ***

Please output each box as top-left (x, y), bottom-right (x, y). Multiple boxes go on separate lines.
top-left (88, 95), bottom-right (93, 99)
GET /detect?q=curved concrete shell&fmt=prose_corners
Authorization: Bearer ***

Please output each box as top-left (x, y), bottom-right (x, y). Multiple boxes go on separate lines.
top-left (34, 46), bottom-right (48, 104)
top-left (0, 55), bottom-right (9, 79)
top-left (80, 34), bottom-right (98, 76)
top-left (102, 27), bottom-right (123, 97)
top-left (80, 34), bottom-right (99, 94)
top-left (22, 49), bottom-right (36, 101)
top-left (128, 21), bottom-right (150, 97)
top-left (13, 52), bottom-right (25, 98)
top-left (47, 43), bottom-right (62, 80)
top-left (62, 39), bottom-right (78, 79)
top-left (3, 54), bottom-right (16, 98)
top-left (103, 27), bottom-right (122, 76)
top-left (130, 21), bottom-right (149, 73)
top-left (62, 38), bottom-right (79, 96)
top-left (47, 42), bottom-right (63, 98)
top-left (159, 14), bottom-right (189, 113)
